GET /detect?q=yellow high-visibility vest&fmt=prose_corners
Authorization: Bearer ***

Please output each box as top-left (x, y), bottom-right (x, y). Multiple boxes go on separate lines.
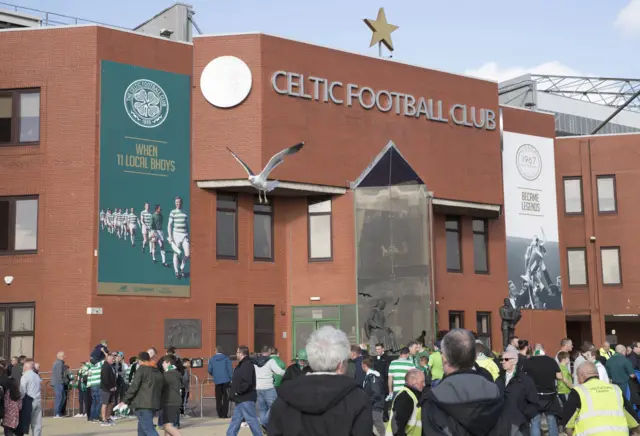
top-left (386, 387), bottom-right (422, 436)
top-left (599, 348), bottom-right (613, 360)
top-left (573, 379), bottom-right (628, 436)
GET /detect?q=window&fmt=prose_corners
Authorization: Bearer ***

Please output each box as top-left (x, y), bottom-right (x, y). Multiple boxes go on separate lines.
top-left (446, 216), bottom-right (461, 272)
top-left (472, 219), bottom-right (488, 273)
top-left (308, 197), bottom-right (332, 260)
top-left (216, 304), bottom-right (238, 357)
top-left (0, 304), bottom-right (35, 358)
top-left (0, 196), bottom-right (38, 254)
top-left (563, 177), bottom-right (583, 214)
top-left (596, 175), bottom-right (617, 213)
top-left (254, 305), bottom-right (275, 352)
top-left (476, 312), bottom-right (491, 350)
top-left (216, 194), bottom-right (237, 259)
top-left (0, 89), bottom-right (40, 145)
top-left (567, 248), bottom-right (587, 286)
top-left (601, 247), bottom-right (621, 285)
top-left (449, 311), bottom-right (464, 329)
top-left (253, 199), bottom-right (273, 261)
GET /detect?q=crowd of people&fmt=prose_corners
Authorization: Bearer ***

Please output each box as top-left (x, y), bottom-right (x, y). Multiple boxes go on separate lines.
top-left (199, 328), bottom-right (640, 436)
top-left (2, 331), bottom-right (640, 435)
top-left (40, 340), bottom-right (193, 436)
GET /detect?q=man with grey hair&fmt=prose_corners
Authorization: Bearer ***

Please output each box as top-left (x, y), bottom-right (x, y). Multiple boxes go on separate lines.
top-left (268, 326), bottom-right (372, 435)
top-left (606, 344), bottom-right (636, 394)
top-left (52, 351), bottom-right (66, 418)
top-left (421, 329), bottom-right (523, 435)
top-left (561, 361), bottom-right (640, 436)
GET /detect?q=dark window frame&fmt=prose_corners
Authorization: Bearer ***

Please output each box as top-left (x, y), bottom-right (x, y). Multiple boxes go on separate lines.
top-left (448, 310), bottom-right (464, 329)
top-left (308, 197), bottom-right (333, 262)
top-left (445, 216), bottom-right (462, 273)
top-left (215, 304), bottom-right (239, 358)
top-left (253, 304), bottom-right (275, 353)
top-left (596, 175), bottom-right (617, 215)
top-left (567, 247), bottom-right (588, 287)
top-left (0, 89), bottom-right (41, 146)
top-left (600, 246), bottom-right (622, 286)
top-left (0, 196), bottom-right (39, 255)
top-left (476, 311), bottom-right (491, 336)
top-left (253, 198), bottom-right (274, 262)
top-left (0, 303), bottom-right (36, 359)
top-left (472, 218), bottom-right (489, 274)
top-left (216, 193), bottom-right (238, 260)
top-left (563, 176), bottom-right (584, 215)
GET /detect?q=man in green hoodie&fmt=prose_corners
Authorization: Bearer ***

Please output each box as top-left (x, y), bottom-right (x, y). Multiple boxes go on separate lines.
top-left (269, 347), bottom-right (286, 387)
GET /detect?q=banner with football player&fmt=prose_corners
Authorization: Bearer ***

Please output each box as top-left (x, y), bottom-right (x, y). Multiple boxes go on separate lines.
top-left (502, 132), bottom-right (562, 310)
top-left (97, 61), bottom-right (191, 297)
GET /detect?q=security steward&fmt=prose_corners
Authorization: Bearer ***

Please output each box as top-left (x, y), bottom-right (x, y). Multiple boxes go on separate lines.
top-left (386, 368), bottom-right (424, 436)
top-left (561, 361), bottom-right (640, 436)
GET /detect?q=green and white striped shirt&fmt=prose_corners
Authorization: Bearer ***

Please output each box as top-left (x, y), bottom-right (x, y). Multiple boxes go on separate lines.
top-left (87, 361), bottom-right (103, 388)
top-left (128, 213), bottom-right (137, 225)
top-left (389, 357), bottom-right (415, 393)
top-left (169, 209), bottom-right (188, 234)
top-left (140, 210), bottom-right (152, 227)
top-left (114, 212), bottom-right (121, 224)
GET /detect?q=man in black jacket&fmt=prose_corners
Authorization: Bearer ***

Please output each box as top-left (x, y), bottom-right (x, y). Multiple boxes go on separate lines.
top-left (99, 354), bottom-right (117, 426)
top-left (362, 357), bottom-right (385, 436)
top-left (268, 326), bottom-right (372, 436)
top-left (496, 350), bottom-right (538, 435)
top-left (422, 329), bottom-right (524, 435)
top-left (227, 346), bottom-right (261, 436)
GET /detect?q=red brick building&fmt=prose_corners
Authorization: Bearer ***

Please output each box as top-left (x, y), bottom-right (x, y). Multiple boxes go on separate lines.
top-left (558, 133), bottom-right (640, 347)
top-left (0, 25), bottom-right (573, 370)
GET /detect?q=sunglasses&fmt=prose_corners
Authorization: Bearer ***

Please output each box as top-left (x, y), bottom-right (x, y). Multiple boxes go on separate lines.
top-left (500, 358), bottom-right (514, 362)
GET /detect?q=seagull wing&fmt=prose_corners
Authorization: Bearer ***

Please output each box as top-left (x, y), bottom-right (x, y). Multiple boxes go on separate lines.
top-left (258, 142), bottom-right (305, 181)
top-left (226, 147), bottom-right (255, 176)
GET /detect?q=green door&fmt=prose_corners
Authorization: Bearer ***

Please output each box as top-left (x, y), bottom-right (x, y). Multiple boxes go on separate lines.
top-left (292, 320), bottom-right (340, 358)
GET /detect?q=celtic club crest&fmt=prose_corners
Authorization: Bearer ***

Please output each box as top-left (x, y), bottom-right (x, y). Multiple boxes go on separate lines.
top-left (124, 79), bottom-right (169, 128)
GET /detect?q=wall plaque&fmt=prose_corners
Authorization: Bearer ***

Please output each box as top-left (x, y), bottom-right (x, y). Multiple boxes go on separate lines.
top-left (164, 319), bottom-right (202, 349)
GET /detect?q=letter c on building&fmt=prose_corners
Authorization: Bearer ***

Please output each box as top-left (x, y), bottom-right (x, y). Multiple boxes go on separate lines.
top-left (272, 71), bottom-right (288, 95)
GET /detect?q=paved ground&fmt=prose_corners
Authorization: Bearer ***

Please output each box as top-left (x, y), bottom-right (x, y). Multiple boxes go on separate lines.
top-left (44, 416), bottom-right (239, 435)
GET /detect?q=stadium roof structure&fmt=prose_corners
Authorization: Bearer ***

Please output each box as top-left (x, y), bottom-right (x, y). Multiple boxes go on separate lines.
top-left (502, 74), bottom-right (640, 113)
top-left (499, 74), bottom-right (640, 136)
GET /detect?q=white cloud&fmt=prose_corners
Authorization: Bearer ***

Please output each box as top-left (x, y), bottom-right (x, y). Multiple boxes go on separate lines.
top-left (615, 0), bottom-right (640, 36)
top-left (464, 61), bottom-right (582, 83)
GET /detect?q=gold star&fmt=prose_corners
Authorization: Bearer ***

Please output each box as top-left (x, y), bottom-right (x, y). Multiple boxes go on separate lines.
top-left (364, 8), bottom-right (399, 52)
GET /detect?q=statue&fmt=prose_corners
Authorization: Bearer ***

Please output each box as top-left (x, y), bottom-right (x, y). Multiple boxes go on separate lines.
top-left (499, 298), bottom-right (522, 351)
top-left (364, 299), bottom-right (398, 352)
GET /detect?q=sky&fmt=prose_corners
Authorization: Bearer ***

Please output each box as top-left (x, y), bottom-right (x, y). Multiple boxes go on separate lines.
top-left (9, 0), bottom-right (640, 81)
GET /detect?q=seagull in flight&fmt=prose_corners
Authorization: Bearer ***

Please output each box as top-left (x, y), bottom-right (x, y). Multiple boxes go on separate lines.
top-left (226, 142), bottom-right (305, 203)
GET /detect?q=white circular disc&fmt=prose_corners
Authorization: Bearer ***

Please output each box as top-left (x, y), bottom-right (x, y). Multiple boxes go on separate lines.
top-left (200, 56), bottom-right (252, 108)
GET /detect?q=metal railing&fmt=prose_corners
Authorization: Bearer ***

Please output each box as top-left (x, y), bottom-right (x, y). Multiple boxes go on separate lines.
top-left (0, 2), bottom-right (124, 28)
top-left (200, 377), bottom-right (216, 418)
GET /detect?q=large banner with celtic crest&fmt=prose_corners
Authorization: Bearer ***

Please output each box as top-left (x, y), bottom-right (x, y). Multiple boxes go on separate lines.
top-left (502, 132), bottom-right (561, 310)
top-left (98, 61), bottom-right (190, 297)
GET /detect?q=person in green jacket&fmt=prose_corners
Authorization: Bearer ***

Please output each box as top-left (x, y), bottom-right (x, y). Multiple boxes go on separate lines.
top-left (269, 348), bottom-right (286, 387)
top-left (428, 341), bottom-right (444, 387)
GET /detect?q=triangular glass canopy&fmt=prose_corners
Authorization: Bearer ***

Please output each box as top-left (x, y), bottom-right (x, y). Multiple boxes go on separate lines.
top-left (352, 141), bottom-right (424, 188)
